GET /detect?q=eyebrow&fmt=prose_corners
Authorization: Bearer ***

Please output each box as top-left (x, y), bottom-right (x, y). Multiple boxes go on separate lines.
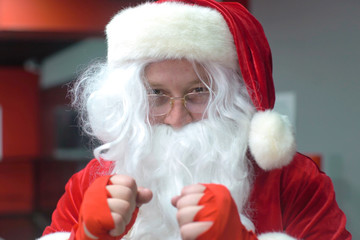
top-left (147, 79), bottom-right (205, 89)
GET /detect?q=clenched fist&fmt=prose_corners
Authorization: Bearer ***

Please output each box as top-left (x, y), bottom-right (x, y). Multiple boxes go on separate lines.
top-left (74, 175), bottom-right (152, 240)
top-left (172, 184), bottom-right (258, 240)
top-left (171, 184), bottom-right (212, 240)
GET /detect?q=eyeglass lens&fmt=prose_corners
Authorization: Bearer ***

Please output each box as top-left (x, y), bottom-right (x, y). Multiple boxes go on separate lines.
top-left (148, 92), bottom-right (209, 116)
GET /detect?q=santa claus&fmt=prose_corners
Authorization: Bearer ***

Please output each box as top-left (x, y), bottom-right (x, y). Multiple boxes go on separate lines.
top-left (39, 0), bottom-right (351, 239)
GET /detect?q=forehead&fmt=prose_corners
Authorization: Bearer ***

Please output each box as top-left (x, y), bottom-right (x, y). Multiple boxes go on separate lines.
top-left (144, 59), bottom-right (207, 88)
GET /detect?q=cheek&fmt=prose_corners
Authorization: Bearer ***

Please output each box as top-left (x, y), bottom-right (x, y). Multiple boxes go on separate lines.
top-left (191, 112), bottom-right (207, 122)
top-left (149, 115), bottom-right (165, 125)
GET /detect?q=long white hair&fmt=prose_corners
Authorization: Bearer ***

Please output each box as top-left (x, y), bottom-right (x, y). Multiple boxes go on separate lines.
top-left (71, 58), bottom-right (256, 239)
top-left (71, 58), bottom-right (254, 161)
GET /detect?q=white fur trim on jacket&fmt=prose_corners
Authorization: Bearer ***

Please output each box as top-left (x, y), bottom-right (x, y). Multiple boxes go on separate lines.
top-left (106, 2), bottom-right (238, 70)
top-left (258, 232), bottom-right (297, 240)
top-left (249, 110), bottom-right (296, 171)
top-left (35, 231), bottom-right (297, 240)
top-left (36, 232), bottom-right (70, 240)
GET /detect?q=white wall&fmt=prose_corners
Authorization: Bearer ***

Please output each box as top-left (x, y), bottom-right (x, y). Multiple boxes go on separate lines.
top-left (251, 0), bottom-right (360, 237)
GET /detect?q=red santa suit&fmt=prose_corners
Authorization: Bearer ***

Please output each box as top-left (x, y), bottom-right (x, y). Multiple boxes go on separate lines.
top-left (39, 0), bottom-right (352, 239)
top-left (42, 153), bottom-right (350, 239)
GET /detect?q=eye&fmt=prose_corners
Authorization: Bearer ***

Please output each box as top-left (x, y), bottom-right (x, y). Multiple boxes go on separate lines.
top-left (191, 86), bottom-right (208, 93)
top-left (151, 89), bottom-right (163, 95)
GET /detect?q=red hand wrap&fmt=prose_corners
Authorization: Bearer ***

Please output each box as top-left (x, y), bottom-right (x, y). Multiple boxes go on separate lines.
top-left (70, 175), bottom-right (138, 240)
top-left (194, 184), bottom-right (257, 240)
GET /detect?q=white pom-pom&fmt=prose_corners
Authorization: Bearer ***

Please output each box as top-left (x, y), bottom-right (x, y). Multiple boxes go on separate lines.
top-left (249, 110), bottom-right (296, 171)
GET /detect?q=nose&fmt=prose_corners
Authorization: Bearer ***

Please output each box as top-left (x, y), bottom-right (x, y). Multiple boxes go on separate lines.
top-left (163, 100), bottom-right (192, 129)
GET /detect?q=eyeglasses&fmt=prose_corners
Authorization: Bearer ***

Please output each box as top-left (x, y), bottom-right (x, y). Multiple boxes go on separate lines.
top-left (148, 92), bottom-right (210, 116)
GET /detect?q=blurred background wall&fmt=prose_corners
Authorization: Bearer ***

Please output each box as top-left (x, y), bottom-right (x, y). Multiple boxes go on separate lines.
top-left (0, 0), bottom-right (358, 239)
top-left (251, 0), bottom-right (360, 236)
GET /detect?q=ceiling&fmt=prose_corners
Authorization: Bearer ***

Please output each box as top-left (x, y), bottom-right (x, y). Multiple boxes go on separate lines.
top-left (0, 0), bottom-right (139, 67)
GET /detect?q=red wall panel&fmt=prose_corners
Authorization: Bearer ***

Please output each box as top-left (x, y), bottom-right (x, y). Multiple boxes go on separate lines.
top-left (0, 161), bottom-right (33, 213)
top-left (0, 68), bottom-right (39, 158)
top-left (0, 68), bottom-right (39, 215)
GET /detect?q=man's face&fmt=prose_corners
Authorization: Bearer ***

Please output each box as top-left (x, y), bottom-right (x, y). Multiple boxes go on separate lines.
top-left (145, 59), bottom-right (208, 128)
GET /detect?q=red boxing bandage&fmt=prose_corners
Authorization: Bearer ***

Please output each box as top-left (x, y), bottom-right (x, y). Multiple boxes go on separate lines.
top-left (194, 184), bottom-right (257, 240)
top-left (71, 175), bottom-right (138, 240)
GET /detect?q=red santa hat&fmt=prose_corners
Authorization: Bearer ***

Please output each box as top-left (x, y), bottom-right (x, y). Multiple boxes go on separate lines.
top-left (105, 0), bottom-right (296, 171)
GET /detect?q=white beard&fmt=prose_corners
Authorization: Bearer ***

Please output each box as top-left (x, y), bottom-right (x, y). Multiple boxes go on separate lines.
top-left (110, 119), bottom-right (253, 240)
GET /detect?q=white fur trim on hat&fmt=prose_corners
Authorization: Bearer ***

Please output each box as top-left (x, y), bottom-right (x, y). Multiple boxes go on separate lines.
top-left (36, 232), bottom-right (71, 240)
top-left (258, 232), bottom-right (297, 240)
top-left (249, 110), bottom-right (296, 171)
top-left (106, 2), bottom-right (238, 69)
